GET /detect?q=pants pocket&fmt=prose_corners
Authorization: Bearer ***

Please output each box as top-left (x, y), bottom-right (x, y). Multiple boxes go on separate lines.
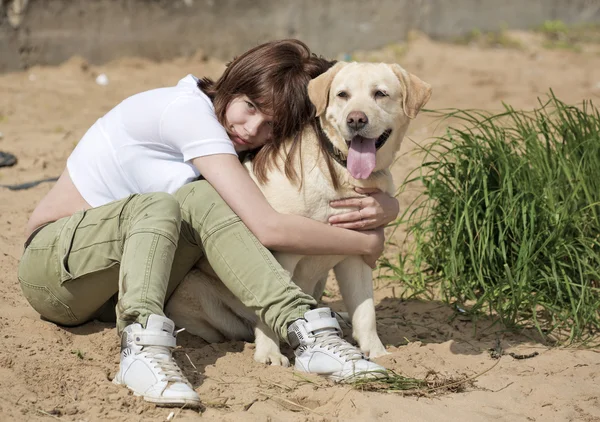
top-left (59, 207), bottom-right (124, 284)
top-left (58, 210), bottom-right (87, 284)
top-left (19, 281), bottom-right (78, 325)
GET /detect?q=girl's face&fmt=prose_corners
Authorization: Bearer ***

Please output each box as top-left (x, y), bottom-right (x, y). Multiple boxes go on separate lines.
top-left (224, 96), bottom-right (274, 152)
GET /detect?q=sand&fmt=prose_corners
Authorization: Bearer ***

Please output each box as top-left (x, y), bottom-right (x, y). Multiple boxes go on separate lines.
top-left (1, 32), bottom-right (599, 421)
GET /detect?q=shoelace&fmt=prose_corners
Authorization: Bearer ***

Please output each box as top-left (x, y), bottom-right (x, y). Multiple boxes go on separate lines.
top-left (311, 330), bottom-right (364, 361)
top-left (140, 346), bottom-right (188, 384)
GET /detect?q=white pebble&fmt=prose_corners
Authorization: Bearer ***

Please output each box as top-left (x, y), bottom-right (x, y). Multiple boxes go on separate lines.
top-left (166, 411), bottom-right (175, 421)
top-left (95, 73), bottom-right (109, 86)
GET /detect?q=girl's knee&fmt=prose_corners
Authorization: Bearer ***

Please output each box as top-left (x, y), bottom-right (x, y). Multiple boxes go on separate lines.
top-left (188, 181), bottom-right (221, 203)
top-left (137, 192), bottom-right (182, 223)
top-left (180, 181), bottom-right (231, 214)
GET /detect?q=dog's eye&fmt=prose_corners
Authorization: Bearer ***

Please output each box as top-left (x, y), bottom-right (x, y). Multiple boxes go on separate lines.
top-left (374, 90), bottom-right (388, 98)
top-left (337, 91), bottom-right (348, 99)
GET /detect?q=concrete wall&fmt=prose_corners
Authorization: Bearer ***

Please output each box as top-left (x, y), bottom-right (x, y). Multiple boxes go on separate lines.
top-left (1, 0), bottom-right (599, 72)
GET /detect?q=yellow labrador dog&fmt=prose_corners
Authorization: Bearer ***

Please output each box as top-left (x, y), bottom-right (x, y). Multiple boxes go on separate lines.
top-left (165, 61), bottom-right (431, 366)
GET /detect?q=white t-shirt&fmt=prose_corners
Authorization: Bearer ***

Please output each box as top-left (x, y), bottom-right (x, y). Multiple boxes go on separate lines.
top-left (67, 75), bottom-right (237, 207)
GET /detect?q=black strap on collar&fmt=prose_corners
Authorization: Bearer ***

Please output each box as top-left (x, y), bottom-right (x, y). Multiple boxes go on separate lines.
top-left (316, 118), bottom-right (347, 168)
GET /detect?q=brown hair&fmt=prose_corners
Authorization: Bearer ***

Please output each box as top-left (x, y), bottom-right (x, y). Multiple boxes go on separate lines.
top-left (198, 39), bottom-right (336, 185)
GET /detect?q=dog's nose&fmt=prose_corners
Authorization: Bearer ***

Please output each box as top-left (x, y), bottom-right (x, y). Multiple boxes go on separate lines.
top-left (346, 111), bottom-right (369, 131)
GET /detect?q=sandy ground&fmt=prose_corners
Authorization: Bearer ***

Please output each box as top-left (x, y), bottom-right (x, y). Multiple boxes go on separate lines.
top-left (1, 33), bottom-right (600, 421)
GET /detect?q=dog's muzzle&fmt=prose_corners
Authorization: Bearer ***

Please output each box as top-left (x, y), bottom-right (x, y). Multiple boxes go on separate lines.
top-left (345, 129), bottom-right (392, 151)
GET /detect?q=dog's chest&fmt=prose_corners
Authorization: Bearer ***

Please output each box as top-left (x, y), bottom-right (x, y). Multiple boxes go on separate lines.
top-left (251, 164), bottom-right (348, 223)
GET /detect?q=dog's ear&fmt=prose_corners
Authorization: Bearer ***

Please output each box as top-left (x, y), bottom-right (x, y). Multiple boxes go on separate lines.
top-left (390, 64), bottom-right (432, 119)
top-left (308, 62), bottom-right (347, 117)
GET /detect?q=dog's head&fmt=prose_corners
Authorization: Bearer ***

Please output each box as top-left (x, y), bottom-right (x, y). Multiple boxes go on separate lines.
top-left (308, 62), bottom-right (431, 180)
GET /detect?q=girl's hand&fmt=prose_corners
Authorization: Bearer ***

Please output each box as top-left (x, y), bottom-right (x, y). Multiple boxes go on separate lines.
top-left (329, 187), bottom-right (399, 230)
top-left (362, 227), bottom-right (386, 268)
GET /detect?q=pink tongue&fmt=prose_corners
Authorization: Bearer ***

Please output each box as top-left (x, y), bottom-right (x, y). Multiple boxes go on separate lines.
top-left (347, 136), bottom-right (377, 179)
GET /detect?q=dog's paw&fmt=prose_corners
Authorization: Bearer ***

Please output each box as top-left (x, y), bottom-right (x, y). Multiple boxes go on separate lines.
top-left (254, 349), bottom-right (290, 367)
top-left (365, 343), bottom-right (390, 359)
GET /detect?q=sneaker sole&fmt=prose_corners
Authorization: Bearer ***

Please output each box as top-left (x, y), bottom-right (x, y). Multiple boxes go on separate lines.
top-left (294, 368), bottom-right (389, 383)
top-left (335, 369), bottom-right (390, 383)
top-left (112, 377), bottom-right (202, 408)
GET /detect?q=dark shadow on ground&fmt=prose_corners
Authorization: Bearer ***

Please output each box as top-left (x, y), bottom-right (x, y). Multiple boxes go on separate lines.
top-left (322, 293), bottom-right (550, 358)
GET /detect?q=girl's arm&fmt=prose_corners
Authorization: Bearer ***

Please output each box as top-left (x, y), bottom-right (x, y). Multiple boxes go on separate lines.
top-left (192, 154), bottom-right (384, 262)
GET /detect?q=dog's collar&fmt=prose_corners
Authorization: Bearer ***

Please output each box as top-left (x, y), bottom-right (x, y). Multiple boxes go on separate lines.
top-left (317, 118), bottom-right (348, 168)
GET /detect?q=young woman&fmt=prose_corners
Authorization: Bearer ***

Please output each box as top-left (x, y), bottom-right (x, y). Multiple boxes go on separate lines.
top-left (18, 40), bottom-right (399, 407)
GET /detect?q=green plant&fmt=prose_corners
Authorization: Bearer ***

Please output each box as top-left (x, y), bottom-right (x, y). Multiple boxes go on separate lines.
top-left (451, 27), bottom-right (522, 50)
top-left (347, 367), bottom-right (480, 395)
top-left (387, 93), bottom-right (600, 343)
top-left (537, 20), bottom-right (569, 40)
top-left (536, 20), bottom-right (600, 51)
top-left (71, 349), bottom-right (85, 359)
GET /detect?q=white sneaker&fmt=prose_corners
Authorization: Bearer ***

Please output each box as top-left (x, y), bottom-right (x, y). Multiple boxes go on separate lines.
top-left (287, 308), bottom-right (387, 382)
top-left (112, 314), bottom-right (201, 408)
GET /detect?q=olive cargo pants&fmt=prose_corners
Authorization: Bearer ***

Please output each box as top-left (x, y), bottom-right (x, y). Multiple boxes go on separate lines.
top-left (18, 181), bottom-right (316, 340)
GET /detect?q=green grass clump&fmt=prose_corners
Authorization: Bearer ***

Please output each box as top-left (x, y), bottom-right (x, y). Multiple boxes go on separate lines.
top-left (536, 20), bottom-right (600, 51)
top-left (348, 370), bottom-right (473, 395)
top-left (388, 92), bottom-right (600, 343)
top-left (452, 27), bottom-right (523, 50)
top-left (537, 20), bottom-right (570, 40)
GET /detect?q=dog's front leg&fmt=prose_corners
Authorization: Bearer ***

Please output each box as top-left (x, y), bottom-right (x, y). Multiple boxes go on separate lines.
top-left (334, 256), bottom-right (389, 358)
top-left (253, 321), bottom-right (290, 367)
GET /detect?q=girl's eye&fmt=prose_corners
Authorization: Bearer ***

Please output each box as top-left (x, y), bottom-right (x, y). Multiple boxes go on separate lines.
top-left (245, 101), bottom-right (256, 110)
top-left (266, 121), bottom-right (274, 127)
top-left (374, 90), bottom-right (388, 98)
top-left (337, 91), bottom-right (348, 99)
